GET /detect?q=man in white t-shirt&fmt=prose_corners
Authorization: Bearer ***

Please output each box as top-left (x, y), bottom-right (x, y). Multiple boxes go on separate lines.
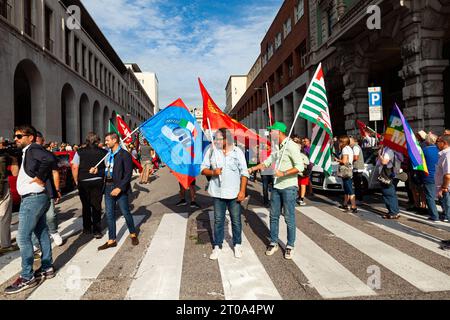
top-left (377, 146), bottom-right (400, 219)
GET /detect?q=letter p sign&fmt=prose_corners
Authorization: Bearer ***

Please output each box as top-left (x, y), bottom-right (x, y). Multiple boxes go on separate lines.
top-left (371, 93), bottom-right (381, 106)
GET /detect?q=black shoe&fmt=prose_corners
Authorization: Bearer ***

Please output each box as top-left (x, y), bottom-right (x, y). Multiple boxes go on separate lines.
top-left (131, 235), bottom-right (139, 246)
top-left (339, 204), bottom-right (349, 211)
top-left (82, 228), bottom-right (92, 235)
top-left (190, 201), bottom-right (201, 209)
top-left (98, 241), bottom-right (117, 251)
top-left (34, 267), bottom-right (56, 280)
top-left (4, 277), bottom-right (38, 295)
top-left (176, 199), bottom-right (187, 207)
top-left (93, 232), bottom-right (103, 239)
top-left (351, 207), bottom-right (358, 213)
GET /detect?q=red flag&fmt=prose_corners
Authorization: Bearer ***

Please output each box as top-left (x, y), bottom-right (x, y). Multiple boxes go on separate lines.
top-left (356, 120), bottom-right (382, 139)
top-left (198, 78), bottom-right (270, 147)
top-left (116, 114), bottom-right (133, 144)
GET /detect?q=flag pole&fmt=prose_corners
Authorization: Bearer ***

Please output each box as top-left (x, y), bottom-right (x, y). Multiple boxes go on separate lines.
top-left (265, 82), bottom-right (273, 127)
top-left (206, 117), bottom-right (222, 184)
top-left (94, 126), bottom-right (141, 168)
top-left (273, 63), bottom-right (322, 184)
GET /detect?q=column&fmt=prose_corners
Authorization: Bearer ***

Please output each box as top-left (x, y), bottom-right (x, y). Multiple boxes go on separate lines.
top-left (399, 13), bottom-right (449, 133)
top-left (274, 100), bottom-right (283, 123)
top-left (340, 47), bottom-right (369, 136)
top-left (293, 89), bottom-right (306, 137)
top-left (283, 95), bottom-right (294, 133)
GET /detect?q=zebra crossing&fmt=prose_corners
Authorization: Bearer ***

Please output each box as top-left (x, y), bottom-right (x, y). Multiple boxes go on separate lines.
top-left (1, 203), bottom-right (450, 300)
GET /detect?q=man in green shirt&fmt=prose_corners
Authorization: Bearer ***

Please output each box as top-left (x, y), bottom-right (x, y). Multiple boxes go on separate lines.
top-left (249, 122), bottom-right (304, 260)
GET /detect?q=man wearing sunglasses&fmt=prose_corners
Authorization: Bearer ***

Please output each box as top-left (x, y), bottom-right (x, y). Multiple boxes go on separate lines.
top-left (4, 126), bottom-right (56, 295)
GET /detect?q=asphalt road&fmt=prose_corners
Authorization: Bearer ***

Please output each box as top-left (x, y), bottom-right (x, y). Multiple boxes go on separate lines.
top-left (1, 167), bottom-right (450, 300)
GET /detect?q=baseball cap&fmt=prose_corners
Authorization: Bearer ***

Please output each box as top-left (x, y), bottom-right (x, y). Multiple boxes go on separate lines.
top-left (267, 122), bottom-right (287, 134)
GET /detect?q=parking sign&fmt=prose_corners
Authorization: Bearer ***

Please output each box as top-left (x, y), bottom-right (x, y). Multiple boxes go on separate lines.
top-left (368, 87), bottom-right (383, 121)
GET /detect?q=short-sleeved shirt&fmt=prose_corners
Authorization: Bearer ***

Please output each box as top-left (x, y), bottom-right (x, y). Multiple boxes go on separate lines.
top-left (201, 146), bottom-right (250, 199)
top-left (435, 147), bottom-right (450, 191)
top-left (341, 146), bottom-right (354, 165)
top-left (381, 148), bottom-right (395, 169)
top-left (263, 138), bottom-right (304, 190)
top-left (422, 145), bottom-right (439, 183)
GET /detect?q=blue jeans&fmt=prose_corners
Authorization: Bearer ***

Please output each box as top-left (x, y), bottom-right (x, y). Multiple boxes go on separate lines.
top-left (270, 186), bottom-right (298, 248)
top-left (440, 191), bottom-right (450, 220)
top-left (104, 184), bottom-right (136, 240)
top-left (17, 193), bottom-right (52, 280)
top-left (423, 183), bottom-right (439, 220)
top-left (213, 198), bottom-right (241, 247)
top-left (32, 199), bottom-right (57, 247)
top-left (381, 183), bottom-right (399, 216)
top-left (262, 175), bottom-right (273, 205)
top-left (342, 178), bottom-right (354, 196)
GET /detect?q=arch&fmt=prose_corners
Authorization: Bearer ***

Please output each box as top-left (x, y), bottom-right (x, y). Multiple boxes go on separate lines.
top-left (79, 94), bottom-right (92, 143)
top-left (61, 83), bottom-right (77, 144)
top-left (111, 111), bottom-right (117, 129)
top-left (103, 106), bottom-right (110, 137)
top-left (14, 59), bottom-right (44, 129)
top-left (93, 101), bottom-right (102, 138)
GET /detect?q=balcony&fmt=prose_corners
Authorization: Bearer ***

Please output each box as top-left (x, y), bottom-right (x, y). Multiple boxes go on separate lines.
top-left (45, 38), bottom-right (54, 52)
top-left (24, 18), bottom-right (36, 39)
top-left (0, 2), bottom-right (12, 22)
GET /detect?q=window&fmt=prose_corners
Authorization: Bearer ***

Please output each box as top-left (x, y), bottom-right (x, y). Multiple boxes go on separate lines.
top-left (81, 44), bottom-right (86, 77)
top-left (268, 44), bottom-right (274, 59)
top-left (24, 0), bottom-right (35, 38)
top-left (44, 5), bottom-right (53, 52)
top-left (65, 28), bottom-right (71, 66)
top-left (327, 9), bottom-right (334, 37)
top-left (88, 52), bottom-right (93, 82)
top-left (283, 18), bottom-right (291, 38)
top-left (274, 32), bottom-right (282, 50)
top-left (0, 0), bottom-right (8, 19)
top-left (295, 0), bottom-right (304, 23)
top-left (262, 54), bottom-right (268, 66)
top-left (74, 37), bottom-right (79, 71)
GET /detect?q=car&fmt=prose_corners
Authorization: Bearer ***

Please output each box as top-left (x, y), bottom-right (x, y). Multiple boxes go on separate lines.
top-left (53, 151), bottom-right (76, 193)
top-left (310, 147), bottom-right (405, 192)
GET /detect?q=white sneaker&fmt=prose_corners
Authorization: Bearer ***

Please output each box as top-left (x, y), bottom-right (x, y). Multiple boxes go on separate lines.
top-left (209, 246), bottom-right (221, 260)
top-left (299, 201), bottom-right (306, 206)
top-left (234, 244), bottom-right (243, 258)
top-left (51, 233), bottom-right (63, 246)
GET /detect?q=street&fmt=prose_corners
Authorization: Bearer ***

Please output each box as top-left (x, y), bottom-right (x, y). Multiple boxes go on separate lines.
top-left (1, 168), bottom-right (450, 300)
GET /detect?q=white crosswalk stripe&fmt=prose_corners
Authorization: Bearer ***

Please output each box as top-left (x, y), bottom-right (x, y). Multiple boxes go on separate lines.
top-left (208, 211), bottom-right (282, 300)
top-left (254, 208), bottom-right (376, 298)
top-left (0, 216), bottom-right (83, 285)
top-left (126, 213), bottom-right (188, 300)
top-left (301, 207), bottom-right (450, 292)
top-left (1, 203), bottom-right (450, 300)
top-left (28, 215), bottom-right (145, 300)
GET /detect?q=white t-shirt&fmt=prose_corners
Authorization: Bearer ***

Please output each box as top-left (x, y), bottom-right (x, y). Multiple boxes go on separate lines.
top-left (341, 146), bottom-right (354, 165)
top-left (382, 148), bottom-right (395, 169)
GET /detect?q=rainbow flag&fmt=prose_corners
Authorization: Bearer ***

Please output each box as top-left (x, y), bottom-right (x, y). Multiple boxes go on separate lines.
top-left (383, 104), bottom-right (428, 175)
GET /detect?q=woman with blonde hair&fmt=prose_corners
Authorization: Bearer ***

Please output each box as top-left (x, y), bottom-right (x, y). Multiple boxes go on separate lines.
top-left (335, 135), bottom-right (357, 213)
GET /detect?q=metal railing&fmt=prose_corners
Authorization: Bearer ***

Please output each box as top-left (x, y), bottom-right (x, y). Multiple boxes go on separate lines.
top-left (24, 18), bottom-right (36, 39)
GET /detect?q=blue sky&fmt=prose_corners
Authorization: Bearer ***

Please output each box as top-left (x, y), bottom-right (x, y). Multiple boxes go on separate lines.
top-left (83, 0), bottom-right (282, 110)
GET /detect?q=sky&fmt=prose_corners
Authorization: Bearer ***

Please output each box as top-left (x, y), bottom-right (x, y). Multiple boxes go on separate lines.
top-left (83, 0), bottom-right (282, 110)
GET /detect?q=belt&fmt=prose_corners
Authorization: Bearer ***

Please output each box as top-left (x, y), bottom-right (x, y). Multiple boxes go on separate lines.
top-left (22, 191), bottom-right (46, 199)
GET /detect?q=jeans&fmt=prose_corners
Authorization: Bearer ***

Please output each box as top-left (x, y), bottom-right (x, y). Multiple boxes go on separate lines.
top-left (17, 193), bottom-right (52, 280)
top-left (381, 183), bottom-right (399, 216)
top-left (423, 183), bottom-right (439, 220)
top-left (79, 179), bottom-right (104, 233)
top-left (342, 178), bottom-right (354, 196)
top-left (212, 198), bottom-right (241, 247)
top-left (262, 175), bottom-right (273, 206)
top-left (270, 186), bottom-right (298, 248)
top-left (440, 191), bottom-right (450, 220)
top-left (32, 199), bottom-right (57, 247)
top-left (104, 184), bottom-right (136, 240)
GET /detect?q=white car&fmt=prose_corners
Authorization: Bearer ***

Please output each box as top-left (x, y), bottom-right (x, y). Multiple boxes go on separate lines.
top-left (310, 148), bottom-right (405, 192)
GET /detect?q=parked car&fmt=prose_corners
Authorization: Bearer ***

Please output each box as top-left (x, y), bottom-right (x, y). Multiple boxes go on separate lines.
top-left (311, 148), bottom-right (405, 192)
top-left (54, 151), bottom-right (76, 193)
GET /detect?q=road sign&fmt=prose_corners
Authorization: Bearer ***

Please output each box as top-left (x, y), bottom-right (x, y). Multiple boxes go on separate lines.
top-left (368, 87), bottom-right (383, 121)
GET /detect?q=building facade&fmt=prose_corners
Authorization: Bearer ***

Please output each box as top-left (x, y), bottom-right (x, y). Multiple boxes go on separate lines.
top-left (224, 75), bottom-right (247, 114)
top-left (230, 0), bottom-right (310, 137)
top-left (126, 63), bottom-right (159, 114)
top-left (308, 0), bottom-right (450, 135)
top-left (0, 0), bottom-right (154, 144)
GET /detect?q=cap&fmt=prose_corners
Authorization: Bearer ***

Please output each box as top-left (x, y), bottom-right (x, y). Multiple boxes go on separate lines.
top-left (267, 122), bottom-right (287, 134)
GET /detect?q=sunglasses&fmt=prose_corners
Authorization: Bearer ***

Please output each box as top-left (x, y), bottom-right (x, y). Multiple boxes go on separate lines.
top-left (14, 134), bottom-right (30, 139)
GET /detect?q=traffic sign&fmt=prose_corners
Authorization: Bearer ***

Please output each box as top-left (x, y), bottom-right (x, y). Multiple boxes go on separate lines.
top-left (368, 87), bottom-right (383, 121)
